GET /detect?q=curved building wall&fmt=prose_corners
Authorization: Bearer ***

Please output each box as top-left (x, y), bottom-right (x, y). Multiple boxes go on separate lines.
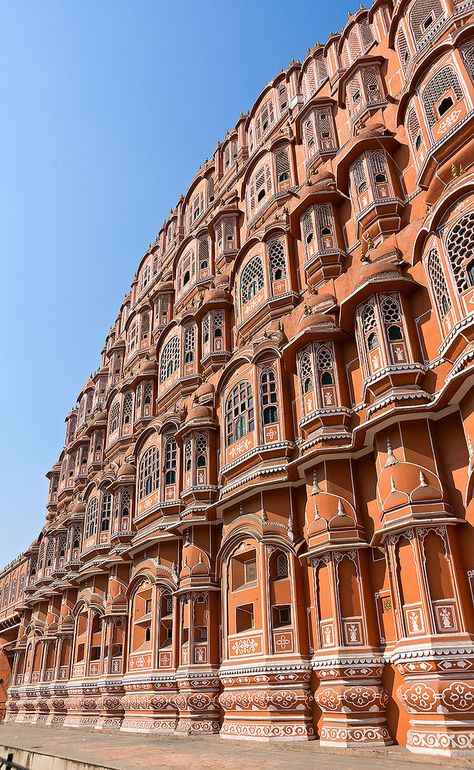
top-left (1, 0), bottom-right (474, 755)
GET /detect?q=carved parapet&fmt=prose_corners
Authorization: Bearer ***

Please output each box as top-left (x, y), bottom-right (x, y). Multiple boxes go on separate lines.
top-left (174, 670), bottom-right (220, 735)
top-left (219, 662), bottom-right (314, 741)
top-left (121, 676), bottom-right (178, 733)
top-left (393, 645), bottom-right (474, 755)
top-left (312, 653), bottom-right (391, 747)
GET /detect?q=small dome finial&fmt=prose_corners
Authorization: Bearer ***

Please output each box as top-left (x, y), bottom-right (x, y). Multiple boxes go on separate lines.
top-left (385, 438), bottom-right (398, 468)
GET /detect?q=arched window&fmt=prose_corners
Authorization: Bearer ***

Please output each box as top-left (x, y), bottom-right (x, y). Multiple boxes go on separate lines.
top-left (85, 497), bottom-right (99, 539)
top-left (445, 212), bottom-right (474, 294)
top-left (247, 161), bottom-right (272, 215)
top-left (298, 351), bottom-right (314, 394)
top-left (159, 336), bottom-right (180, 384)
top-left (108, 402), bottom-right (120, 435)
top-left (100, 493), bottom-right (112, 532)
top-left (421, 66), bottom-right (463, 130)
top-left (241, 256), bottom-right (264, 305)
top-left (184, 325), bottom-right (196, 364)
top-left (138, 446), bottom-right (159, 500)
top-left (368, 332), bottom-right (379, 350)
top-left (122, 392), bottom-right (133, 427)
top-left (276, 552), bottom-right (288, 578)
top-left (184, 437), bottom-right (192, 472)
top-left (260, 368), bottom-right (278, 425)
top-left (165, 437), bottom-right (177, 485)
top-left (225, 381), bottom-right (254, 446)
top-left (268, 239), bottom-right (287, 284)
top-left (396, 27), bottom-right (410, 70)
top-left (274, 146), bottom-right (290, 183)
top-left (196, 434), bottom-right (207, 469)
top-left (409, 0), bottom-right (444, 45)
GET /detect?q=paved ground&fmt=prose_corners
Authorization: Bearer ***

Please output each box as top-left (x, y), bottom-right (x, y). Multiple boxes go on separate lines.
top-left (1, 724), bottom-right (474, 770)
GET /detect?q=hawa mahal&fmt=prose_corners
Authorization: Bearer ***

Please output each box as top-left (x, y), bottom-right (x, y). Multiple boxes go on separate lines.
top-left (1, 0), bottom-right (474, 757)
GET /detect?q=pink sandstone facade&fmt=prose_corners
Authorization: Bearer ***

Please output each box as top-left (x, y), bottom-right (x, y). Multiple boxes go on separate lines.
top-left (1, 0), bottom-right (474, 756)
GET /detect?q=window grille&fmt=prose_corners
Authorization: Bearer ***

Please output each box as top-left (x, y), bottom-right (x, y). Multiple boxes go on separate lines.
top-left (315, 108), bottom-right (336, 148)
top-left (248, 161), bottom-right (272, 215)
top-left (198, 236), bottom-right (209, 271)
top-left (297, 348), bottom-right (314, 393)
top-left (202, 314), bottom-right (210, 343)
top-left (141, 312), bottom-right (150, 340)
top-left (225, 381), bottom-right (254, 446)
top-left (368, 150), bottom-right (390, 187)
top-left (302, 60), bottom-right (317, 101)
top-left (427, 248), bottom-right (451, 317)
top-left (316, 54), bottom-right (327, 84)
top-left (316, 204), bottom-right (335, 250)
top-left (350, 157), bottom-right (367, 192)
top-left (241, 255), bottom-right (265, 305)
top-left (184, 325), bottom-right (196, 363)
top-left (268, 239), bottom-right (287, 283)
top-left (207, 176), bottom-right (215, 205)
top-left (215, 220), bottom-right (223, 253)
top-left (407, 107), bottom-right (423, 152)
top-left (195, 434), bottom-right (207, 469)
top-left (409, 0), bottom-right (444, 45)
top-left (224, 218), bottom-right (234, 244)
top-left (121, 488), bottom-right (131, 519)
top-left (421, 66), bottom-right (463, 127)
top-left (108, 402), bottom-right (120, 434)
top-left (160, 336), bottom-right (180, 383)
top-left (184, 437), bottom-right (192, 472)
top-left (361, 300), bottom-right (377, 333)
top-left (445, 211), bottom-right (474, 293)
top-left (316, 344), bottom-right (333, 370)
top-left (122, 392), bottom-right (133, 426)
top-left (381, 294), bottom-right (402, 324)
top-left (303, 115), bottom-right (316, 158)
top-left (165, 437), bottom-right (177, 485)
top-left (360, 20), bottom-right (373, 51)
top-left (396, 27), bottom-right (410, 70)
top-left (275, 146), bottom-right (290, 182)
top-left (276, 552), bottom-right (288, 577)
top-left (277, 82), bottom-right (288, 113)
top-left (86, 498), bottom-right (99, 539)
top-left (144, 382), bottom-right (152, 405)
top-left (363, 67), bottom-right (384, 104)
top-left (214, 311), bottom-right (224, 338)
top-left (461, 42), bottom-right (474, 83)
top-left (101, 493), bottom-right (112, 532)
top-left (138, 446), bottom-right (159, 500)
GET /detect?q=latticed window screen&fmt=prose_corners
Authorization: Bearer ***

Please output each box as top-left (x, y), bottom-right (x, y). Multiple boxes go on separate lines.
top-left (407, 107), bottom-right (423, 151)
top-left (381, 294), bottom-right (402, 324)
top-left (396, 27), bottom-right (410, 70)
top-left (297, 348), bottom-right (314, 392)
top-left (248, 161), bottom-right (272, 215)
top-left (198, 236), bottom-right (209, 270)
top-left (363, 67), bottom-right (384, 103)
top-left (361, 300), bottom-right (377, 333)
top-left (315, 108), bottom-right (336, 148)
top-left (301, 209), bottom-right (314, 249)
top-left (144, 382), bottom-right (152, 405)
top-left (303, 116), bottom-right (317, 158)
top-left (225, 381), bottom-right (254, 446)
top-left (302, 60), bottom-right (317, 101)
top-left (184, 325), bottom-right (196, 362)
top-left (316, 205), bottom-right (335, 250)
top-left (195, 434), bottom-right (207, 469)
top-left (421, 66), bottom-right (463, 127)
top-left (122, 393), bottom-right (133, 425)
top-left (46, 539), bottom-right (55, 566)
top-left (316, 343), bottom-right (334, 371)
top-left (141, 312), bottom-right (150, 340)
top-left (445, 212), bottom-right (474, 293)
top-left (241, 255), bottom-right (265, 305)
top-left (360, 20), bottom-right (373, 51)
top-left (277, 82), bottom-right (288, 113)
top-left (178, 250), bottom-right (196, 293)
top-left (101, 493), bottom-right (112, 532)
top-left (86, 498), bottom-right (99, 539)
top-left (409, 0), bottom-right (444, 45)
top-left (427, 248), bottom-right (451, 317)
top-left (461, 43), bottom-right (474, 84)
top-left (160, 336), bottom-right (180, 383)
top-left (224, 138), bottom-right (238, 170)
top-left (121, 489), bottom-right (131, 519)
top-left (108, 402), bottom-right (120, 434)
top-left (350, 157), bottom-right (368, 203)
top-left (165, 437), bottom-right (177, 484)
top-left (276, 552), bottom-right (288, 577)
top-left (255, 98), bottom-right (275, 142)
top-left (268, 239), bottom-right (287, 283)
top-left (213, 311), bottom-right (224, 338)
top-left (184, 437), bottom-right (192, 471)
top-left (138, 446), bottom-right (159, 500)
top-left (275, 147), bottom-right (290, 182)
top-left (368, 151), bottom-right (390, 188)
top-left (202, 314), bottom-right (210, 342)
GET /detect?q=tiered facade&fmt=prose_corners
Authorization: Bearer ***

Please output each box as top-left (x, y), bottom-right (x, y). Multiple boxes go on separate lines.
top-left (1, 0), bottom-right (474, 756)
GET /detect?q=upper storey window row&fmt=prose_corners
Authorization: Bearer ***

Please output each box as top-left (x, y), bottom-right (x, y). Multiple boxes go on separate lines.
top-left (396, 0), bottom-right (451, 74)
top-left (246, 146), bottom-right (293, 222)
top-left (340, 20), bottom-right (374, 68)
top-left (301, 54), bottom-right (328, 102)
top-left (248, 85), bottom-right (288, 155)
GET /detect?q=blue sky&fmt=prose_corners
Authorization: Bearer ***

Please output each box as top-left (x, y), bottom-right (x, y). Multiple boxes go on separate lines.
top-left (0, 0), bottom-right (355, 567)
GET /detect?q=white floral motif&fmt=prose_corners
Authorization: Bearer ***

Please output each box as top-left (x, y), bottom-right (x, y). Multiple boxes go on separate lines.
top-left (231, 637), bottom-right (258, 655)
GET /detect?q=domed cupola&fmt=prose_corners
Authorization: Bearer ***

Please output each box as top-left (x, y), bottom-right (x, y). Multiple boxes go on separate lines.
top-left (375, 439), bottom-right (450, 532)
top-left (305, 473), bottom-right (365, 554)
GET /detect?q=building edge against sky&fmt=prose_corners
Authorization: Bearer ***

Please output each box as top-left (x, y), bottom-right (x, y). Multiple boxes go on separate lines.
top-left (1, 0), bottom-right (474, 755)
